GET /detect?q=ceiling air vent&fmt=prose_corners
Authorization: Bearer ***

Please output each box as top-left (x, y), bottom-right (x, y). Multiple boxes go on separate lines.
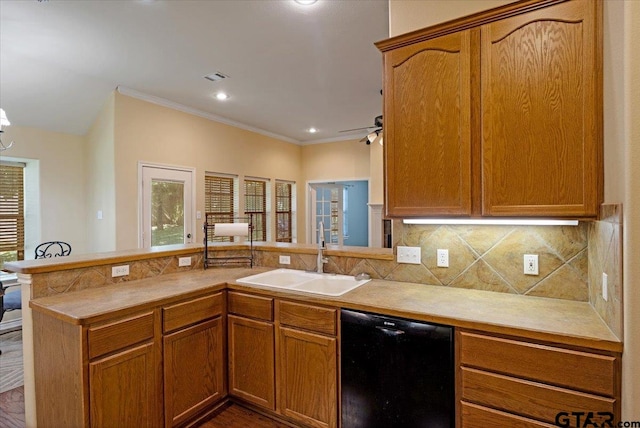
top-left (204, 72), bottom-right (229, 82)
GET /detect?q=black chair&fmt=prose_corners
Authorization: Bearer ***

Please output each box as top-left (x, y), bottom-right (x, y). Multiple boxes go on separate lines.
top-left (0, 241), bottom-right (71, 354)
top-left (34, 241), bottom-right (72, 259)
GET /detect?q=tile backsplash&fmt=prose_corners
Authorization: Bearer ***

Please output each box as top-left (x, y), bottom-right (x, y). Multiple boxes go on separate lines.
top-left (388, 220), bottom-right (590, 301)
top-left (588, 204), bottom-right (623, 338)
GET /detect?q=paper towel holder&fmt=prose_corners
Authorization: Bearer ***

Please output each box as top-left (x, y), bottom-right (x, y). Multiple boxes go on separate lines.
top-left (203, 214), bottom-right (254, 269)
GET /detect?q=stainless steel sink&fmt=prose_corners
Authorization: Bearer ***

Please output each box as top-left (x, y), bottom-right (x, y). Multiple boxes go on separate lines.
top-left (236, 268), bottom-right (370, 296)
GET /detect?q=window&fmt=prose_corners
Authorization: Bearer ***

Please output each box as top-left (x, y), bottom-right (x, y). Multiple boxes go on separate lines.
top-left (244, 179), bottom-right (267, 242)
top-left (0, 162), bottom-right (25, 269)
top-left (276, 181), bottom-right (293, 243)
top-left (205, 174), bottom-right (236, 242)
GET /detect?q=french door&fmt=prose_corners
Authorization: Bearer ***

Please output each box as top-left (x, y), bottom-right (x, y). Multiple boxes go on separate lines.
top-left (308, 184), bottom-right (344, 246)
top-left (140, 164), bottom-right (194, 248)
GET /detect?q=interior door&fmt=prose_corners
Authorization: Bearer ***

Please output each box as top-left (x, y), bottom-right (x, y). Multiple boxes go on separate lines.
top-left (141, 165), bottom-right (194, 248)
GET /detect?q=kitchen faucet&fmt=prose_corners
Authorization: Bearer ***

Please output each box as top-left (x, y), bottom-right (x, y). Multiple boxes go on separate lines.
top-left (317, 221), bottom-right (328, 273)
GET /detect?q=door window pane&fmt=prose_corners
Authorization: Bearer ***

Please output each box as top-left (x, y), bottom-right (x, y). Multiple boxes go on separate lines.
top-left (151, 180), bottom-right (184, 246)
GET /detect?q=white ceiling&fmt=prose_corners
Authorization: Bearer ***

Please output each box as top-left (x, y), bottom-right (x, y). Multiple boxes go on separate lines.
top-left (0, 0), bottom-right (389, 144)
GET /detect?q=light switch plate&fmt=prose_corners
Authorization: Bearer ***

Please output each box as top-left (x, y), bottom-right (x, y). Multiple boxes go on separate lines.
top-left (178, 257), bottom-right (191, 267)
top-left (602, 272), bottom-right (608, 301)
top-left (397, 246), bottom-right (421, 264)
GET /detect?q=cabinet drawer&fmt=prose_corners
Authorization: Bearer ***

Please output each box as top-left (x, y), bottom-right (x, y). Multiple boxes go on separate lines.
top-left (163, 292), bottom-right (223, 333)
top-left (459, 331), bottom-right (616, 396)
top-left (461, 401), bottom-right (556, 428)
top-left (228, 291), bottom-right (273, 321)
top-left (279, 301), bottom-right (336, 336)
top-left (461, 367), bottom-right (615, 424)
top-left (88, 312), bottom-right (155, 359)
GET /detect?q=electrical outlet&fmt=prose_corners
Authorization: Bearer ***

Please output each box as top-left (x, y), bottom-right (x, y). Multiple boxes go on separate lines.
top-left (602, 272), bottom-right (608, 301)
top-left (178, 257), bottom-right (191, 267)
top-left (279, 255), bottom-right (291, 265)
top-left (112, 265), bottom-right (130, 277)
top-left (436, 249), bottom-right (449, 267)
top-left (397, 246), bottom-right (421, 264)
top-left (523, 254), bottom-right (539, 275)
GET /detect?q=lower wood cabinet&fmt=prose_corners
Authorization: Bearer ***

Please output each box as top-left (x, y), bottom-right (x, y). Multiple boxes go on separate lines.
top-left (228, 314), bottom-right (276, 409)
top-left (32, 291), bottom-right (225, 428)
top-left (278, 326), bottom-right (337, 428)
top-left (227, 292), bottom-right (338, 428)
top-left (227, 291), bottom-right (276, 410)
top-left (162, 292), bottom-right (226, 427)
top-left (458, 330), bottom-right (621, 428)
top-left (89, 342), bottom-right (159, 428)
top-left (163, 318), bottom-right (225, 427)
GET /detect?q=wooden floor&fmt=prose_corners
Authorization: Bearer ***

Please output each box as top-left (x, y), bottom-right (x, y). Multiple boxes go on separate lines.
top-left (0, 386), bottom-right (25, 428)
top-left (198, 404), bottom-right (292, 428)
top-left (0, 330), bottom-right (24, 394)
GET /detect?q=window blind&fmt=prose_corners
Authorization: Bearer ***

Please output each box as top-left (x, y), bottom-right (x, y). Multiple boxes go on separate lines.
top-left (0, 164), bottom-right (25, 265)
top-left (205, 175), bottom-right (235, 242)
top-left (244, 179), bottom-right (267, 241)
top-left (276, 181), bottom-right (292, 243)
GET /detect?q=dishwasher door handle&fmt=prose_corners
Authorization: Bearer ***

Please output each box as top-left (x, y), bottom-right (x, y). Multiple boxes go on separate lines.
top-left (375, 325), bottom-right (406, 336)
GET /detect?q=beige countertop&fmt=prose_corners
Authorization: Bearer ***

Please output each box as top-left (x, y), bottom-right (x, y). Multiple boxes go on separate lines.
top-left (29, 266), bottom-right (622, 353)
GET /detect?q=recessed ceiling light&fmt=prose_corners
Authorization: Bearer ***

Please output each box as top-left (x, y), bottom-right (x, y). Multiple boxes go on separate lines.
top-left (308, 127), bottom-right (318, 133)
top-left (215, 92), bottom-right (229, 101)
top-left (294, 0), bottom-right (318, 5)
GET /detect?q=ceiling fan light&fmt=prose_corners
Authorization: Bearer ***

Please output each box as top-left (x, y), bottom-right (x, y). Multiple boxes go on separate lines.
top-left (367, 131), bottom-right (377, 144)
top-left (294, 0), bottom-right (317, 5)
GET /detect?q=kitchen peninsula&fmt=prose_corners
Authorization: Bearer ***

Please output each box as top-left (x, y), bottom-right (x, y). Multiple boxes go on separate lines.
top-left (5, 243), bottom-right (622, 427)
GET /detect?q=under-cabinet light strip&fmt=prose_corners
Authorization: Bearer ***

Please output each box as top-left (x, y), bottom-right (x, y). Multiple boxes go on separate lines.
top-left (403, 219), bottom-right (579, 226)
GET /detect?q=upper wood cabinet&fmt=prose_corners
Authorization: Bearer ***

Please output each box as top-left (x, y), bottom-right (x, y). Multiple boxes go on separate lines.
top-left (377, 0), bottom-right (602, 218)
top-left (481, 0), bottom-right (601, 217)
top-left (383, 30), bottom-right (474, 217)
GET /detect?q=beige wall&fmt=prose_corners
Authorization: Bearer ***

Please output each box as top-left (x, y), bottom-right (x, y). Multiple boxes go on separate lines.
top-left (622, 0), bottom-right (640, 420)
top-left (301, 139), bottom-right (371, 181)
top-left (113, 93), bottom-right (303, 249)
top-left (387, 0), bottom-right (639, 419)
top-left (389, 0), bottom-right (518, 36)
top-left (0, 126), bottom-right (87, 256)
top-left (85, 92), bottom-right (116, 253)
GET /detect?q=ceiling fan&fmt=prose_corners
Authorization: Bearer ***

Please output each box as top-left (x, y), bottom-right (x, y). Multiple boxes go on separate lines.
top-left (339, 115), bottom-right (383, 145)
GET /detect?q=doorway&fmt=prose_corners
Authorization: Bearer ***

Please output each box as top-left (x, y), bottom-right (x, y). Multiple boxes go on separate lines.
top-left (308, 180), bottom-right (369, 247)
top-left (140, 164), bottom-right (195, 248)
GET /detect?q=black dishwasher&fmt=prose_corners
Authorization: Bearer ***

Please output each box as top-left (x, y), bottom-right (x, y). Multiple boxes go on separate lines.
top-left (341, 309), bottom-right (454, 428)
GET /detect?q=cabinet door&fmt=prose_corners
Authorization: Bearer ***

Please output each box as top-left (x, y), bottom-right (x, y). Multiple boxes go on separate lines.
top-left (163, 317), bottom-right (225, 427)
top-left (481, 0), bottom-right (601, 217)
top-left (89, 343), bottom-right (159, 428)
top-left (228, 315), bottom-right (276, 410)
top-left (384, 29), bottom-right (474, 217)
top-left (278, 327), bottom-right (337, 428)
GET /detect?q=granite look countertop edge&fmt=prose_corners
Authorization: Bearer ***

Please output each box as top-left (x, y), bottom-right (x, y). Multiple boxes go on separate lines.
top-left (29, 267), bottom-right (622, 353)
